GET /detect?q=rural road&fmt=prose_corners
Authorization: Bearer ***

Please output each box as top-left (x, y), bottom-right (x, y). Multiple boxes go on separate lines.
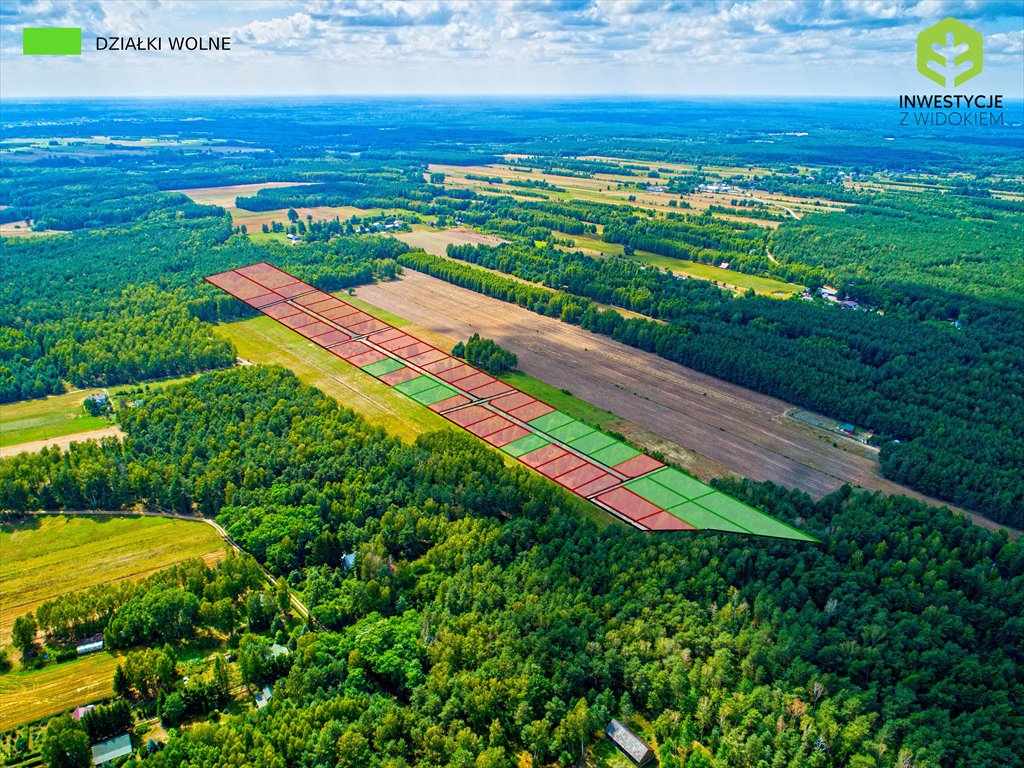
top-left (356, 270), bottom-right (1018, 537)
top-left (15, 509), bottom-right (319, 626)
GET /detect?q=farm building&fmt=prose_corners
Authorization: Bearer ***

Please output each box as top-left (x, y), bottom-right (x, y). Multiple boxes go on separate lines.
top-left (255, 685), bottom-right (273, 709)
top-left (605, 720), bottom-right (655, 766)
top-left (91, 733), bottom-right (132, 765)
top-left (839, 423), bottom-right (856, 435)
top-left (76, 638), bottom-right (104, 655)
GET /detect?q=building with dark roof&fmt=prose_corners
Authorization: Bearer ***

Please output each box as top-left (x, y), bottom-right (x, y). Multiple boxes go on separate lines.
top-left (605, 719), bottom-right (655, 766)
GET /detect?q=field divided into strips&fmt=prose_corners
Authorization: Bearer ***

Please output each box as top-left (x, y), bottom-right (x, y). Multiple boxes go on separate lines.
top-left (205, 263), bottom-right (815, 542)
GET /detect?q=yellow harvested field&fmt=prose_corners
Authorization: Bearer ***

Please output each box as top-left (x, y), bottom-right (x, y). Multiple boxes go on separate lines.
top-left (171, 182), bottom-right (311, 207)
top-left (0, 515), bottom-right (226, 649)
top-left (0, 650), bottom-right (123, 729)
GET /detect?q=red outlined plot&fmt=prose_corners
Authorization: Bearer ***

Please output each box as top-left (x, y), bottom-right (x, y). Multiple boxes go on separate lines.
top-left (205, 271), bottom-right (265, 299)
top-left (467, 381), bottom-right (514, 399)
top-left (407, 349), bottom-right (448, 367)
top-left (575, 475), bottom-right (621, 497)
top-left (243, 292), bottom-right (278, 307)
top-left (640, 511), bottom-right (697, 530)
top-left (348, 319), bottom-right (390, 335)
top-left (595, 487), bottom-right (662, 524)
top-left (453, 372), bottom-right (494, 392)
top-left (507, 401), bottom-right (555, 422)
top-left (321, 305), bottom-right (362, 321)
top-left (274, 282), bottom-right (316, 298)
top-left (306, 297), bottom-right (343, 312)
top-left (520, 444), bottom-right (567, 468)
top-left (483, 425), bottom-right (530, 447)
top-left (429, 394), bottom-right (472, 412)
top-left (443, 405), bottom-right (494, 427)
top-left (346, 350), bottom-right (388, 367)
top-left (613, 454), bottom-right (664, 478)
top-left (375, 334), bottom-right (417, 351)
top-left (295, 321), bottom-right (335, 338)
top-left (554, 464), bottom-right (608, 491)
top-left (279, 312), bottom-right (320, 329)
top-left (368, 328), bottom-right (405, 343)
top-left (393, 342), bottom-right (434, 360)
top-left (379, 367), bottom-right (421, 386)
top-left (329, 341), bottom-right (373, 360)
top-left (535, 453), bottom-right (586, 479)
top-left (465, 415), bottom-right (513, 438)
top-left (295, 291), bottom-right (332, 306)
top-left (490, 392), bottom-right (533, 413)
top-left (236, 262), bottom-right (301, 289)
top-left (436, 364), bottom-right (477, 384)
top-left (423, 358), bottom-right (463, 374)
top-left (311, 329), bottom-right (351, 347)
top-left (262, 302), bottom-right (304, 320)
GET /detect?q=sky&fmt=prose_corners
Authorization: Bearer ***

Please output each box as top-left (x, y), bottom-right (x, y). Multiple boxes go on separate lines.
top-left (1, 0), bottom-right (1022, 98)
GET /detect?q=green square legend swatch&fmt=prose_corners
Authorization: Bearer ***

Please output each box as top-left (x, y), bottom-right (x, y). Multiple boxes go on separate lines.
top-left (23, 28), bottom-right (82, 55)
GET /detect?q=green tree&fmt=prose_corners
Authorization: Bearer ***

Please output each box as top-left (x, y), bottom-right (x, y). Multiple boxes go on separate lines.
top-left (39, 715), bottom-right (91, 768)
top-left (11, 614), bottom-right (37, 660)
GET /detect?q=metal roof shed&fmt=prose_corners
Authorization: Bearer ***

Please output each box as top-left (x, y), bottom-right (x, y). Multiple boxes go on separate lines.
top-left (605, 720), bottom-right (655, 766)
top-left (92, 733), bottom-right (132, 765)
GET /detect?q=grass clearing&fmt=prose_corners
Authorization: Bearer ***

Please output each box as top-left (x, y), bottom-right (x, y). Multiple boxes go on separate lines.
top-left (213, 315), bottom-right (449, 441)
top-left (0, 515), bottom-right (226, 649)
top-left (635, 251), bottom-right (803, 296)
top-left (0, 390), bottom-right (110, 448)
top-left (0, 651), bottom-right (123, 730)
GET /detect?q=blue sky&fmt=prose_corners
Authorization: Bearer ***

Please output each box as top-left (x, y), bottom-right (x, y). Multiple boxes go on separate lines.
top-left (1, 0), bottom-right (1022, 98)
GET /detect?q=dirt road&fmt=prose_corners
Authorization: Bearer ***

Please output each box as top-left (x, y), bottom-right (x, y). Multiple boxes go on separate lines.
top-left (356, 271), bottom-right (1014, 535)
top-left (0, 427), bottom-right (123, 458)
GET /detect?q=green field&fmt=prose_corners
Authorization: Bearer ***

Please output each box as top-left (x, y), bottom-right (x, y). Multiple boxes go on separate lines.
top-left (214, 316), bottom-right (450, 441)
top-left (0, 650), bottom-right (123, 730)
top-left (0, 390), bottom-right (110, 448)
top-left (0, 515), bottom-right (226, 650)
top-left (635, 251), bottom-right (803, 296)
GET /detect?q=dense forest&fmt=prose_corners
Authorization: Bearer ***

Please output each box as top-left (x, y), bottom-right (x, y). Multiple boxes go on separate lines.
top-left (0, 184), bottom-right (407, 402)
top-left (2, 367), bottom-right (1021, 767)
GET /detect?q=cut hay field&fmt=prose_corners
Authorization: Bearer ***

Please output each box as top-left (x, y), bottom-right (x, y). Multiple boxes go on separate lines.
top-left (0, 220), bottom-right (65, 238)
top-left (228, 204), bottom-right (382, 231)
top-left (0, 390), bottom-right (110, 449)
top-left (171, 182), bottom-right (310, 208)
top-left (353, 270), bottom-right (991, 526)
top-left (0, 650), bottom-right (123, 730)
top-left (0, 515), bottom-right (226, 650)
top-left (172, 183), bottom-right (380, 231)
top-left (395, 227), bottom-right (508, 256)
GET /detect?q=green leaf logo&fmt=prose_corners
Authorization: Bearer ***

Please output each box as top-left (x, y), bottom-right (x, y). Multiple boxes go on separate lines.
top-left (917, 18), bottom-right (983, 88)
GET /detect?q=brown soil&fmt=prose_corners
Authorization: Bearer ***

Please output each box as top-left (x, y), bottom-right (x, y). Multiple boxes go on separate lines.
top-left (355, 271), bottom-right (1016, 535)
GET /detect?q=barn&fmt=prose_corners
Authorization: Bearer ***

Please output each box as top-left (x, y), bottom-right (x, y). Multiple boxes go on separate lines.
top-left (605, 719), bottom-right (655, 766)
